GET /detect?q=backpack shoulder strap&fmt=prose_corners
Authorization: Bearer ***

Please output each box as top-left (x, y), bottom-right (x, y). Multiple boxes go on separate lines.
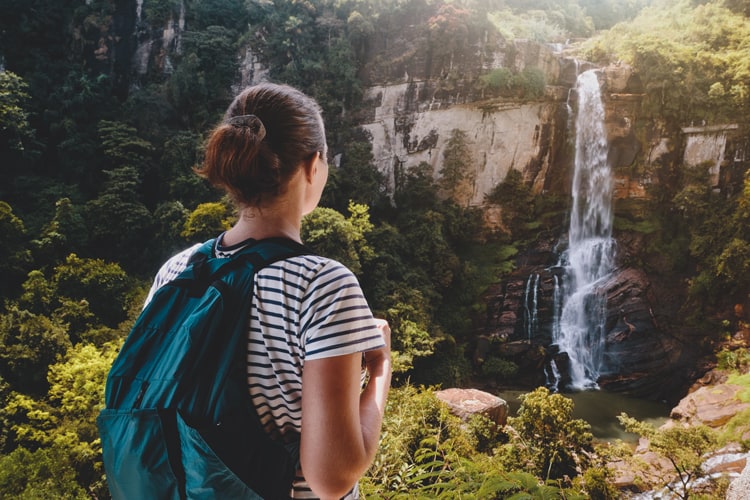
top-left (195, 237), bottom-right (313, 287)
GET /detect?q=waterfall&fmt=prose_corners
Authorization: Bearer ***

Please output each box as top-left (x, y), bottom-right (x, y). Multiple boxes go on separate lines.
top-left (523, 274), bottom-right (540, 342)
top-left (553, 69), bottom-right (616, 390)
top-left (552, 275), bottom-right (562, 341)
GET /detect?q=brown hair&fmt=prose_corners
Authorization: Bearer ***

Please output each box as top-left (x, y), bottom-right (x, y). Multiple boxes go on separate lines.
top-left (196, 83), bottom-right (326, 207)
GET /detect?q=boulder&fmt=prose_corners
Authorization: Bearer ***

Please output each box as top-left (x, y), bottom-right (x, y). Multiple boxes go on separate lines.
top-left (669, 384), bottom-right (750, 428)
top-left (702, 444), bottom-right (748, 476)
top-left (435, 388), bottom-right (509, 427)
top-left (727, 460), bottom-right (750, 500)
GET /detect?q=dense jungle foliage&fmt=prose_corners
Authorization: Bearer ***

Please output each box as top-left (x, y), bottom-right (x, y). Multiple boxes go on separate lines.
top-left (2, 0), bottom-right (750, 497)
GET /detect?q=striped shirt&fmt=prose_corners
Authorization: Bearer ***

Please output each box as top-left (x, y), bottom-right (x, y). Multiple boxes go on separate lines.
top-left (145, 235), bottom-right (385, 499)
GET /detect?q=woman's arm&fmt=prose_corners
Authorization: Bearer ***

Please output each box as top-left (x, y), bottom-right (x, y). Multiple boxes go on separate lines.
top-left (300, 322), bottom-right (391, 499)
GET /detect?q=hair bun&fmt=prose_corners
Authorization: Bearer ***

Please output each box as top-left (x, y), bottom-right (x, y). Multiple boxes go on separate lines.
top-left (226, 114), bottom-right (266, 139)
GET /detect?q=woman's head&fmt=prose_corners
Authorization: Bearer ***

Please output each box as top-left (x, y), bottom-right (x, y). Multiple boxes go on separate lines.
top-left (197, 83), bottom-right (327, 207)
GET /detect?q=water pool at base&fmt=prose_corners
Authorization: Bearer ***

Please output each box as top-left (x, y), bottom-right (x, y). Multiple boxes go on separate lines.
top-left (499, 388), bottom-right (671, 442)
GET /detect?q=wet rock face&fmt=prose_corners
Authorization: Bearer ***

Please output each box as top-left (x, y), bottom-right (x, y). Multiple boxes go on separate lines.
top-left (596, 268), bottom-right (684, 399)
top-left (478, 256), bottom-right (701, 403)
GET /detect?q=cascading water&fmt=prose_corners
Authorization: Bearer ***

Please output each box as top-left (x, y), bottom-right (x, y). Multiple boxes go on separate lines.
top-left (523, 273), bottom-right (540, 342)
top-left (552, 69), bottom-right (616, 390)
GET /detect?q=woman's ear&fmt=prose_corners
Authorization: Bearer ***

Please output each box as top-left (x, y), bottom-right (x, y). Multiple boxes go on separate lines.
top-left (303, 152), bottom-right (318, 183)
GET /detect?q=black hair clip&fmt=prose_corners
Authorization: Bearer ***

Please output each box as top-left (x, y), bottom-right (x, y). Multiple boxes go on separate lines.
top-left (226, 114), bottom-right (266, 139)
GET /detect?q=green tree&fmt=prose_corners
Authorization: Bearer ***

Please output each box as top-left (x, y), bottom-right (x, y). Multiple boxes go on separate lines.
top-left (485, 168), bottom-right (535, 234)
top-left (32, 197), bottom-right (89, 267)
top-left (85, 166), bottom-right (154, 268)
top-left (516, 66), bottom-right (546, 98)
top-left (152, 201), bottom-right (191, 261)
top-left (618, 413), bottom-right (717, 499)
top-left (168, 26), bottom-right (239, 129)
top-left (427, 4), bottom-right (471, 73)
top-left (708, 172), bottom-right (750, 300)
top-left (160, 131), bottom-right (212, 206)
top-left (0, 445), bottom-right (89, 499)
top-left (18, 269), bottom-right (109, 346)
top-left (186, 0), bottom-right (250, 31)
top-left (346, 10), bottom-right (374, 62)
top-left (0, 69), bottom-right (35, 156)
top-left (0, 306), bottom-right (71, 395)
top-left (361, 384), bottom-right (587, 498)
top-left (582, 1), bottom-right (750, 127)
top-left (481, 67), bottom-right (514, 95)
top-left (323, 138), bottom-right (384, 212)
top-left (181, 201), bottom-right (234, 241)
top-left (143, 0), bottom-right (183, 26)
top-left (51, 254), bottom-right (132, 329)
top-left (502, 387), bottom-right (594, 481)
top-left (399, 209), bottom-right (461, 292)
top-left (359, 385), bottom-right (476, 495)
top-left (579, 0), bottom-right (652, 30)
top-left (301, 202), bottom-right (374, 275)
top-left (98, 120), bottom-right (154, 169)
top-left (439, 128), bottom-right (474, 205)
top-left (0, 201), bottom-right (32, 298)
top-left (385, 289), bottom-right (436, 375)
top-left (504, 0), bottom-right (594, 37)
top-left (46, 71), bottom-right (118, 192)
top-left (394, 161), bottom-right (439, 212)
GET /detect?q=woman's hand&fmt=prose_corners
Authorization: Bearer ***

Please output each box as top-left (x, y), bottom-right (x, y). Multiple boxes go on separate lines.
top-left (300, 318), bottom-right (392, 499)
top-left (364, 319), bottom-right (391, 378)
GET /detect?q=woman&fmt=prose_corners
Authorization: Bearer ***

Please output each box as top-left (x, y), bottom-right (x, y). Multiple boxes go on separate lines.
top-left (147, 83), bottom-right (391, 499)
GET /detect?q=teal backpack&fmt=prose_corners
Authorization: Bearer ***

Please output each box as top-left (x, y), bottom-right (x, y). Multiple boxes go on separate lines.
top-left (97, 237), bottom-right (310, 499)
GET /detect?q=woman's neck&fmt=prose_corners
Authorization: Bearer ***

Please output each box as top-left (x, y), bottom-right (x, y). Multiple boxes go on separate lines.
top-left (222, 206), bottom-right (302, 245)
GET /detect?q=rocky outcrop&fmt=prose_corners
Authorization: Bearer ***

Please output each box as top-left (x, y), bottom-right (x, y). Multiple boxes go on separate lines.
top-left (435, 388), bottom-right (509, 426)
top-left (361, 83), bottom-right (570, 205)
top-left (669, 383), bottom-right (750, 429)
top-left (612, 375), bottom-right (750, 497)
top-left (131, 0), bottom-right (185, 79)
top-left (727, 460), bottom-right (750, 500)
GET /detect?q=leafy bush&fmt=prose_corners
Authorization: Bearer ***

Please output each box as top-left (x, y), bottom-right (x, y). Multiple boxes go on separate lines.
top-left (361, 385), bottom-right (588, 498)
top-left (479, 67), bottom-right (546, 99)
top-left (717, 347), bottom-right (750, 372)
top-left (480, 355), bottom-right (519, 380)
top-left (501, 387), bottom-right (594, 481)
top-left (0, 444), bottom-right (89, 500)
top-left (481, 68), bottom-right (514, 92)
top-left (0, 341), bottom-right (120, 498)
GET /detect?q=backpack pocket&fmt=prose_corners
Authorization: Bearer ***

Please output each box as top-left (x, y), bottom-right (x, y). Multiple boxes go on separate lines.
top-left (174, 410), bottom-right (264, 499)
top-left (97, 408), bottom-right (182, 500)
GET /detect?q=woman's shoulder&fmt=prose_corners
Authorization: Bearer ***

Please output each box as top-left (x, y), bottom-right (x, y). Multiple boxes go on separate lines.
top-left (158, 243), bottom-right (204, 279)
top-left (143, 242), bottom-right (204, 305)
top-left (274, 254), bottom-right (359, 283)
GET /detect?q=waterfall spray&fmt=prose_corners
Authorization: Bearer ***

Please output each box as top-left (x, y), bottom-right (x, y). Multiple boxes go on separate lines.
top-left (553, 69), bottom-right (616, 390)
